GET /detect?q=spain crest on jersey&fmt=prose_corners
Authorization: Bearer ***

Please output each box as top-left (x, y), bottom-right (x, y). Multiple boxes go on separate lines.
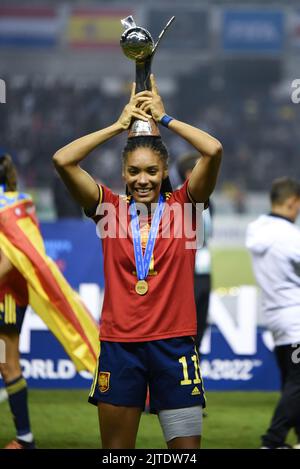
top-left (98, 372), bottom-right (110, 393)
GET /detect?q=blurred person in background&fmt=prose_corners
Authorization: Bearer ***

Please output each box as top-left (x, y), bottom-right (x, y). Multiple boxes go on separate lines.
top-left (0, 153), bottom-right (99, 449)
top-left (52, 173), bottom-right (83, 219)
top-left (246, 177), bottom-right (300, 449)
top-left (53, 74), bottom-right (222, 449)
top-left (177, 153), bottom-right (213, 351)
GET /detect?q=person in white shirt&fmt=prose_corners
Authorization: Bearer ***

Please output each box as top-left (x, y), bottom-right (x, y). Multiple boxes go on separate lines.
top-left (246, 177), bottom-right (300, 449)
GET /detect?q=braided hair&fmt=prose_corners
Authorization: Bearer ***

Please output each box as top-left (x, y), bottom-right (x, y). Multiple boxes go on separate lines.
top-left (0, 153), bottom-right (17, 191)
top-left (122, 136), bottom-right (173, 195)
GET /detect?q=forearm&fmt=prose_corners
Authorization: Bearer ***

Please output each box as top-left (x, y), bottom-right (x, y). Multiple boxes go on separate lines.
top-left (167, 119), bottom-right (222, 158)
top-left (53, 122), bottom-right (124, 210)
top-left (166, 118), bottom-right (222, 202)
top-left (53, 121), bottom-right (124, 168)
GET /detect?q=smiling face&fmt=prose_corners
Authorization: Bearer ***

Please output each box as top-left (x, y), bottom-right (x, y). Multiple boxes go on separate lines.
top-left (122, 147), bottom-right (168, 205)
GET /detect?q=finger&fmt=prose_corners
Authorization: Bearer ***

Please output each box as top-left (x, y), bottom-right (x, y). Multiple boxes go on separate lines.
top-left (139, 99), bottom-right (152, 111)
top-left (133, 107), bottom-right (152, 119)
top-left (132, 112), bottom-right (149, 122)
top-left (134, 90), bottom-right (152, 98)
top-left (142, 103), bottom-right (152, 113)
top-left (130, 82), bottom-right (136, 100)
top-left (139, 103), bottom-right (149, 112)
top-left (150, 74), bottom-right (158, 95)
top-left (135, 96), bottom-right (152, 103)
top-left (132, 107), bottom-right (152, 119)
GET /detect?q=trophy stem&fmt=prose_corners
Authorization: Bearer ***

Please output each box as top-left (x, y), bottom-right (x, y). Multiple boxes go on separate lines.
top-left (135, 57), bottom-right (152, 93)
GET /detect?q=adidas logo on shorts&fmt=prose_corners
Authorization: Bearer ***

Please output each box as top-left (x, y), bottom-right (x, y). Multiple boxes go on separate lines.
top-left (191, 386), bottom-right (201, 396)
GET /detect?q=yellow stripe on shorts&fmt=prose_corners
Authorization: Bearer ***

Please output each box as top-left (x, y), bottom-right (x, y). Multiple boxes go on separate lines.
top-left (194, 344), bottom-right (207, 406)
top-left (4, 294), bottom-right (16, 325)
top-left (89, 350), bottom-right (101, 398)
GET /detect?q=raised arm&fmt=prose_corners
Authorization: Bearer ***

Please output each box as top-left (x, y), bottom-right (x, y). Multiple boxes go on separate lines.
top-left (53, 83), bottom-right (152, 212)
top-left (141, 75), bottom-right (222, 203)
top-left (168, 120), bottom-right (222, 203)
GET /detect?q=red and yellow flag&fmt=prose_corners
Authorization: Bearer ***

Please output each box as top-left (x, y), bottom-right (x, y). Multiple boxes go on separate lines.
top-left (67, 8), bottom-right (132, 48)
top-left (0, 192), bottom-right (99, 374)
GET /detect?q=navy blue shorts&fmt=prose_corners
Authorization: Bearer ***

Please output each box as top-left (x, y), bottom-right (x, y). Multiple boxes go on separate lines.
top-left (88, 336), bottom-right (206, 413)
top-left (0, 298), bottom-right (27, 334)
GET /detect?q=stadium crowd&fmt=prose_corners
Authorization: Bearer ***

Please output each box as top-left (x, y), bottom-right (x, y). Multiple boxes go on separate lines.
top-left (0, 76), bottom-right (299, 197)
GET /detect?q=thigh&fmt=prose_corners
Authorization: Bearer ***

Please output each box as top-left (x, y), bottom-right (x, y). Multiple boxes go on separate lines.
top-left (98, 403), bottom-right (142, 449)
top-left (0, 327), bottom-right (20, 360)
top-left (0, 327), bottom-right (21, 381)
top-left (89, 341), bottom-right (148, 409)
top-left (148, 337), bottom-right (206, 413)
top-left (0, 302), bottom-right (26, 372)
top-left (158, 405), bottom-right (203, 448)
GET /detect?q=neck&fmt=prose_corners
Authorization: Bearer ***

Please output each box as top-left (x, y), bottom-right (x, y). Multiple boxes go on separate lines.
top-left (270, 206), bottom-right (295, 223)
top-left (132, 194), bottom-right (162, 217)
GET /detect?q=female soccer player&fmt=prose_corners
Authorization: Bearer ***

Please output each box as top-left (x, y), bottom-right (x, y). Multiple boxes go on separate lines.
top-left (53, 74), bottom-right (222, 449)
top-left (0, 154), bottom-right (36, 449)
top-left (0, 153), bottom-right (99, 449)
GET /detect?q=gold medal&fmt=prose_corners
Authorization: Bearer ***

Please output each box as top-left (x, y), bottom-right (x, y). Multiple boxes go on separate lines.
top-left (135, 280), bottom-right (148, 295)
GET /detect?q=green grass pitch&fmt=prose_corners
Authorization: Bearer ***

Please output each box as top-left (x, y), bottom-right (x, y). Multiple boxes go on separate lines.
top-left (0, 390), bottom-right (297, 448)
top-left (211, 247), bottom-right (256, 289)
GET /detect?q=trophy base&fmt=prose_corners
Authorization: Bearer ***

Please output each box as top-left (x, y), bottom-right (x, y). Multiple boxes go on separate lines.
top-left (128, 118), bottom-right (160, 138)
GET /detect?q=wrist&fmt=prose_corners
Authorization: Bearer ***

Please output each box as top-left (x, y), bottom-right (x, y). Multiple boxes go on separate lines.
top-left (114, 120), bottom-right (127, 132)
top-left (159, 114), bottom-right (174, 128)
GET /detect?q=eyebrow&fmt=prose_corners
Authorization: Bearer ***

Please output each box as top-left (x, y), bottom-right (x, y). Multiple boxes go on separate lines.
top-left (127, 165), bottom-right (159, 170)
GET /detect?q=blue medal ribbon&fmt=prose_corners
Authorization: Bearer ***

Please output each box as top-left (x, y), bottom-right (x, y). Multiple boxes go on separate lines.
top-left (129, 194), bottom-right (164, 281)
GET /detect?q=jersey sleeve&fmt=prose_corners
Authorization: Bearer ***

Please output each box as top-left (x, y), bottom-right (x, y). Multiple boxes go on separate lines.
top-left (84, 184), bottom-right (119, 223)
top-left (172, 179), bottom-right (209, 209)
top-left (172, 179), bottom-right (191, 204)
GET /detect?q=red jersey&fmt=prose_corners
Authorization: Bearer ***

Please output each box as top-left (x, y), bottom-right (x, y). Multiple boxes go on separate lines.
top-left (93, 180), bottom-right (198, 342)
